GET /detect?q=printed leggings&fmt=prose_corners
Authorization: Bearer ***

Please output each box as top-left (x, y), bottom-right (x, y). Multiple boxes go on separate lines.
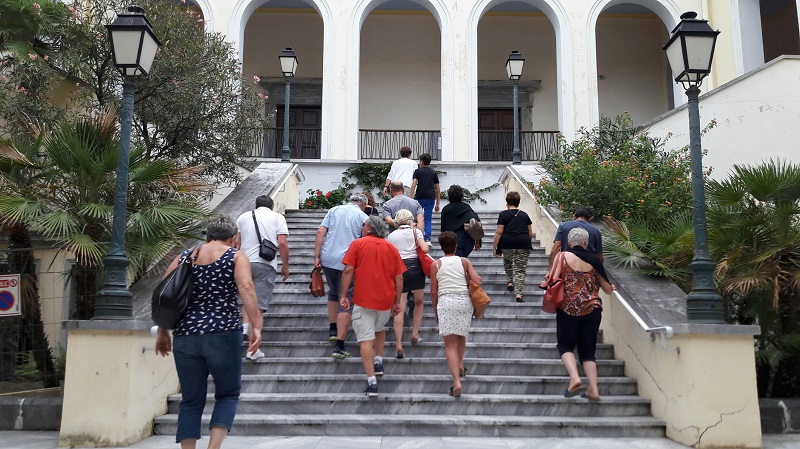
top-left (502, 249), bottom-right (531, 297)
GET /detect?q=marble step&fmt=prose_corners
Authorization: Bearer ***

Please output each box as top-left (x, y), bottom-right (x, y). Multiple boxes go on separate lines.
top-left (259, 326), bottom-right (571, 342)
top-left (240, 340), bottom-right (614, 359)
top-left (153, 414), bottom-right (665, 438)
top-left (240, 357), bottom-right (627, 377)
top-left (260, 315), bottom-right (561, 332)
top-left (167, 393), bottom-right (653, 417)
top-left (266, 298), bottom-right (548, 313)
top-left (224, 374), bottom-right (639, 396)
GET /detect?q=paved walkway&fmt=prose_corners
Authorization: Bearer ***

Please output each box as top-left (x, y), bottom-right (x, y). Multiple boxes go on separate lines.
top-left (4, 432), bottom-right (800, 449)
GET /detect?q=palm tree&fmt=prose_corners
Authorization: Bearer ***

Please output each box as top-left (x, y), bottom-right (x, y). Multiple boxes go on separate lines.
top-left (706, 159), bottom-right (800, 397)
top-left (603, 159), bottom-right (800, 398)
top-left (0, 109), bottom-right (210, 320)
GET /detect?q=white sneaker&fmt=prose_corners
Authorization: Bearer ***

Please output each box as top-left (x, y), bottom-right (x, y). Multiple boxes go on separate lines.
top-left (246, 349), bottom-right (265, 360)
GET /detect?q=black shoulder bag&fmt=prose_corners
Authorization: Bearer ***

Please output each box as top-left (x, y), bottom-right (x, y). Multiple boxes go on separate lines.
top-left (152, 245), bottom-right (201, 329)
top-left (252, 210), bottom-right (278, 261)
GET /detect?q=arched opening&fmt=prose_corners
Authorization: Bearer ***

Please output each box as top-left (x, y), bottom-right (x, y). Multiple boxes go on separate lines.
top-left (476, 2), bottom-right (559, 162)
top-left (760, 0), bottom-right (800, 62)
top-left (358, 1), bottom-right (443, 160)
top-left (240, 0), bottom-right (326, 159)
top-left (595, 3), bottom-right (673, 125)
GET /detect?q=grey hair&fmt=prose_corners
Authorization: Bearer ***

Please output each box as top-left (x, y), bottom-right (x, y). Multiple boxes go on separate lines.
top-left (206, 215), bottom-right (238, 242)
top-left (567, 227), bottom-right (589, 248)
top-left (349, 193), bottom-right (367, 204)
top-left (364, 215), bottom-right (389, 238)
top-left (394, 209), bottom-right (414, 226)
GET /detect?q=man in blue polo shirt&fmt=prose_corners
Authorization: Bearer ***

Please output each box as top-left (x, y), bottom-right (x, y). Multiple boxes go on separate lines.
top-left (314, 193), bottom-right (369, 358)
top-left (549, 206), bottom-right (604, 268)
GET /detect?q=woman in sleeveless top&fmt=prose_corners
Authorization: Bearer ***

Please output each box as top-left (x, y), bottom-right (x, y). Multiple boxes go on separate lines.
top-left (549, 227), bottom-right (613, 402)
top-left (386, 209), bottom-right (428, 358)
top-left (430, 231), bottom-right (482, 398)
top-left (155, 216), bottom-right (263, 449)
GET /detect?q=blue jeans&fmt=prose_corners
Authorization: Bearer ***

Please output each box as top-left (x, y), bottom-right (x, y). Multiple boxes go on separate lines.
top-left (418, 199), bottom-right (435, 241)
top-left (173, 331), bottom-right (243, 442)
top-left (455, 229), bottom-right (475, 258)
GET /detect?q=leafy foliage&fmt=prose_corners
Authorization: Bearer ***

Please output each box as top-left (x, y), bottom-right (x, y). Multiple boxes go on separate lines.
top-left (604, 159), bottom-right (800, 398)
top-left (0, 0), bottom-right (268, 186)
top-left (300, 188), bottom-right (349, 210)
top-left (533, 114), bottom-right (711, 224)
top-left (0, 110), bottom-right (210, 318)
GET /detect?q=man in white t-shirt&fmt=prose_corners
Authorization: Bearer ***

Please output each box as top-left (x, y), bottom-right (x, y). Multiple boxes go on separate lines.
top-left (383, 146), bottom-right (418, 197)
top-left (236, 195), bottom-right (289, 359)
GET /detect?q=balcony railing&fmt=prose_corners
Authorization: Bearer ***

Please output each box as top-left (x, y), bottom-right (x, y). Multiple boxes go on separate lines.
top-left (250, 128), bottom-right (322, 159)
top-left (478, 131), bottom-right (559, 162)
top-left (359, 130), bottom-right (441, 160)
top-left (248, 128), bottom-right (558, 161)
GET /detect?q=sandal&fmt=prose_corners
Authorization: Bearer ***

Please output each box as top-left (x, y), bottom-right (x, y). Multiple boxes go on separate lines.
top-left (459, 367), bottom-right (467, 378)
top-left (507, 282), bottom-right (514, 292)
top-left (449, 385), bottom-right (462, 398)
top-left (515, 295), bottom-right (524, 303)
top-left (396, 348), bottom-right (404, 359)
top-left (411, 336), bottom-right (423, 345)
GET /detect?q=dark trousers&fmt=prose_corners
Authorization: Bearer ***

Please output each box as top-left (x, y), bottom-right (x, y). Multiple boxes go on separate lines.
top-left (556, 308), bottom-right (602, 362)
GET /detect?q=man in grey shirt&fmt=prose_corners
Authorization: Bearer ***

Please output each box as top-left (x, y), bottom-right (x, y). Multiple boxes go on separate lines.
top-left (381, 181), bottom-right (424, 231)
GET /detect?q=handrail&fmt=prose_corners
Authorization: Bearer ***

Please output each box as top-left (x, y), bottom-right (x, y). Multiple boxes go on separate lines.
top-left (612, 290), bottom-right (678, 353)
top-left (505, 167), bottom-right (678, 352)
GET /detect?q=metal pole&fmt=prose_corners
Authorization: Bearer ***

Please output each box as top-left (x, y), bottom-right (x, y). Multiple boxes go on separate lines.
top-left (94, 80), bottom-right (135, 319)
top-left (685, 85), bottom-right (725, 324)
top-left (281, 77), bottom-right (291, 162)
top-left (512, 79), bottom-right (521, 164)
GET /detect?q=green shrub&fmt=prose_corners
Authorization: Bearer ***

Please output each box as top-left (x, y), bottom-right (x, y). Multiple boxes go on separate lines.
top-left (533, 114), bottom-right (713, 224)
top-left (300, 188), bottom-right (348, 210)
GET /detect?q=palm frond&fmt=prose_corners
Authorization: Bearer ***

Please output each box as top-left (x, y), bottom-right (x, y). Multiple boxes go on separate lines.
top-left (77, 203), bottom-right (112, 220)
top-left (32, 210), bottom-right (77, 239)
top-left (63, 233), bottom-right (106, 267)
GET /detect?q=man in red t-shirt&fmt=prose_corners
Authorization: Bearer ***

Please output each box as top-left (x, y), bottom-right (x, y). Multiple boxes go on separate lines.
top-left (340, 215), bottom-right (406, 397)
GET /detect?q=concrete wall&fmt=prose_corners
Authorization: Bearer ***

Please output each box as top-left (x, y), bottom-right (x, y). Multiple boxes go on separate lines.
top-left (644, 56), bottom-right (800, 181)
top-left (59, 326), bottom-right (179, 447)
top-left (601, 296), bottom-right (762, 448)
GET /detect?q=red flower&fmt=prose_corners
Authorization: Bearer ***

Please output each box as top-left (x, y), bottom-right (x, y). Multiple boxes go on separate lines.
top-left (306, 201), bottom-right (312, 206)
top-left (325, 192), bottom-right (331, 198)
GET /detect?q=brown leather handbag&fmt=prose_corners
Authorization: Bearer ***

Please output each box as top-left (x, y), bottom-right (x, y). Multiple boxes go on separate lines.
top-left (310, 267), bottom-right (325, 298)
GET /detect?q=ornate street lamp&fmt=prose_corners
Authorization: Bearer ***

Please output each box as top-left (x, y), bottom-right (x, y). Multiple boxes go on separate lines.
top-left (506, 50), bottom-right (525, 165)
top-left (279, 48), bottom-right (298, 162)
top-left (96, 6), bottom-right (161, 319)
top-left (663, 11), bottom-right (724, 324)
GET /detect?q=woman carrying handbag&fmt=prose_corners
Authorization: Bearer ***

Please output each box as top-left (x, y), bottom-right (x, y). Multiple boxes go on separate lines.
top-left (547, 227), bottom-right (613, 402)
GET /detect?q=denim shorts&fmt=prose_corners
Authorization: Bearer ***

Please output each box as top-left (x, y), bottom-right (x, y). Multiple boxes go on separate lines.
top-left (323, 267), bottom-right (355, 314)
top-left (172, 331), bottom-right (243, 442)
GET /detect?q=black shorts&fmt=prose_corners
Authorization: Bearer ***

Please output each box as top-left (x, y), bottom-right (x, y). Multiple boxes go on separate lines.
top-left (402, 258), bottom-right (426, 293)
top-left (556, 308), bottom-right (602, 362)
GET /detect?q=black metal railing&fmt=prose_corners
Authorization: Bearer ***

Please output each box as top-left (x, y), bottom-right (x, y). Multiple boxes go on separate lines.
top-left (247, 128), bottom-right (557, 161)
top-left (478, 131), bottom-right (559, 162)
top-left (249, 128), bottom-right (322, 159)
top-left (359, 130), bottom-right (441, 160)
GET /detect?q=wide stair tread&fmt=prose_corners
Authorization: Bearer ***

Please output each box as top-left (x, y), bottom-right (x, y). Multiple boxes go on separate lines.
top-left (154, 208), bottom-right (666, 438)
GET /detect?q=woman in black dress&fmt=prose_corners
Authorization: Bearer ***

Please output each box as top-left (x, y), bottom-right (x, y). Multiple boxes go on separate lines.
top-left (440, 184), bottom-right (480, 257)
top-left (492, 191), bottom-right (533, 302)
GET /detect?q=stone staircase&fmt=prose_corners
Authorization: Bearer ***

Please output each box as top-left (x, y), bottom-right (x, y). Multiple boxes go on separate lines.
top-left (153, 209), bottom-right (665, 437)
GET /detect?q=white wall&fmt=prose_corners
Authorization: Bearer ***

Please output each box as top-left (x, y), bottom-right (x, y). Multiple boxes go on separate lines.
top-left (645, 56), bottom-right (800, 180)
top-left (596, 15), bottom-right (671, 125)
top-left (359, 13), bottom-right (442, 129)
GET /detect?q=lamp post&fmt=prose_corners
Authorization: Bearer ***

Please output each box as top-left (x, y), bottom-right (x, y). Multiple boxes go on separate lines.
top-left (506, 50), bottom-right (525, 164)
top-left (95, 6), bottom-right (161, 319)
top-left (663, 11), bottom-right (724, 324)
top-left (278, 48), bottom-right (298, 162)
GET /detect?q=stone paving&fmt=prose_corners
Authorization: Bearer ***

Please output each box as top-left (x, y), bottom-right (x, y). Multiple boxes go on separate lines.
top-left (4, 432), bottom-right (799, 449)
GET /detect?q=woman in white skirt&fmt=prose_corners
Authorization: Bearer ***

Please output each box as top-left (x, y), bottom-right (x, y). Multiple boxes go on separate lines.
top-left (430, 231), bottom-right (482, 398)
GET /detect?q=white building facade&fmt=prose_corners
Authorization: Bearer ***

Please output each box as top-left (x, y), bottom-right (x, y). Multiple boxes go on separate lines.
top-left (185, 0), bottom-right (800, 164)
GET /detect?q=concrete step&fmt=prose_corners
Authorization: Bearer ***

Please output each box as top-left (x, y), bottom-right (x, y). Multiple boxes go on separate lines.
top-left (260, 315), bottom-right (559, 332)
top-left (223, 374), bottom-right (639, 396)
top-left (240, 340), bottom-right (614, 359)
top-left (167, 392), bottom-right (653, 417)
top-left (153, 414), bottom-right (665, 438)
top-left (239, 357), bottom-right (627, 377)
